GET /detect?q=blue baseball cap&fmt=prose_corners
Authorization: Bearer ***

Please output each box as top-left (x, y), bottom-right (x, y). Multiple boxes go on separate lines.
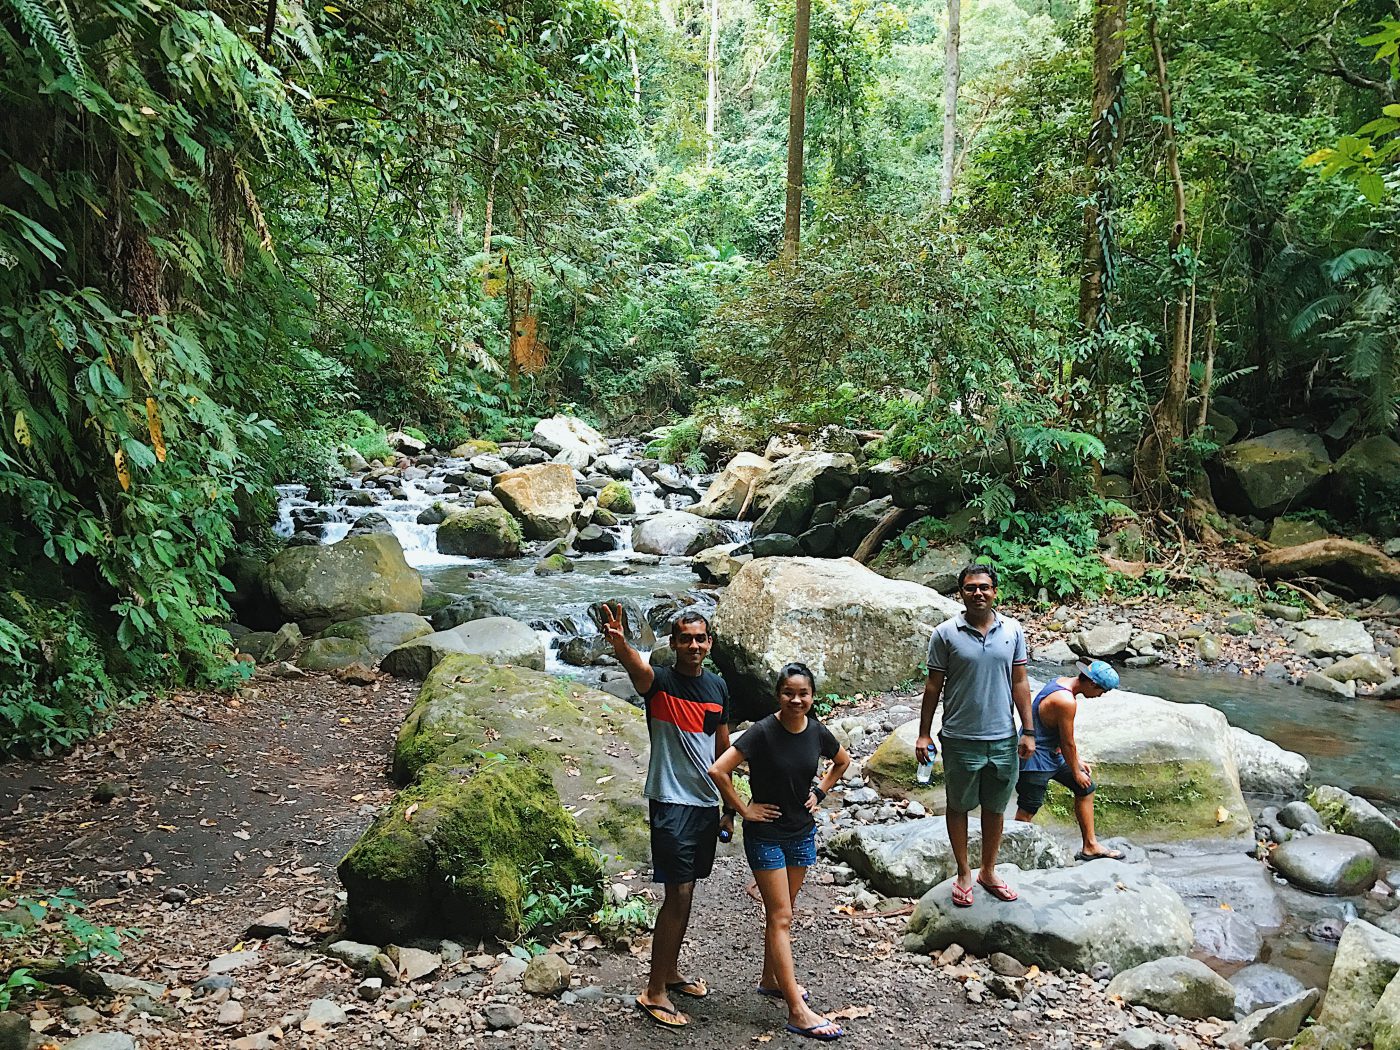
top-left (1078, 660), bottom-right (1120, 691)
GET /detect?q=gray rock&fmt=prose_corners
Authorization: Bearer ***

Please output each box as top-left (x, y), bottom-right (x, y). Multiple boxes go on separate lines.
top-left (893, 543), bottom-right (974, 594)
top-left (246, 906), bottom-right (292, 938)
top-left (1310, 784), bottom-right (1400, 856)
top-left (387, 945), bottom-right (441, 983)
top-left (1034, 640), bottom-right (1079, 664)
top-left (326, 940), bottom-right (381, 972)
top-left (62, 1005), bottom-right (101, 1027)
top-left (356, 977), bottom-right (383, 1001)
top-left (1214, 429), bottom-right (1331, 518)
top-left (0, 1014), bottom-right (26, 1050)
top-left (192, 974), bottom-right (236, 994)
top-left (1196, 634), bottom-right (1222, 662)
top-left (1229, 728), bottom-right (1310, 798)
top-left (430, 595), bottom-right (507, 631)
top-left (828, 817), bottom-right (1070, 898)
top-left (1301, 670), bottom-right (1355, 698)
top-left (483, 1003), bottom-right (525, 1030)
top-left (303, 998), bottom-right (346, 1028)
top-left (631, 511), bottom-right (728, 557)
top-left (493, 957), bottom-right (528, 985)
top-left (216, 1001), bottom-right (246, 1026)
top-left (1229, 963), bottom-right (1308, 1017)
top-left (1105, 956), bottom-right (1236, 1019)
top-left (380, 616), bottom-right (545, 678)
top-left (94, 972), bottom-right (167, 998)
top-left (1152, 851), bottom-right (1286, 930)
top-left (1293, 618), bottom-right (1375, 659)
top-left (903, 860), bottom-right (1192, 975)
top-left (1222, 987), bottom-right (1319, 1047)
top-left (522, 953), bottom-right (571, 996)
top-left (1070, 622), bottom-right (1134, 658)
top-left (1270, 832), bottom-right (1380, 894)
top-left (1322, 652), bottom-right (1394, 684)
top-left (1262, 601), bottom-right (1307, 622)
top-left (208, 950), bottom-right (260, 975)
top-left (63, 1036), bottom-right (137, 1050)
top-left (1192, 909), bottom-right (1262, 963)
top-left (1279, 801), bottom-right (1325, 830)
top-left (1294, 920), bottom-right (1400, 1050)
top-left (1111, 1029), bottom-right (1175, 1050)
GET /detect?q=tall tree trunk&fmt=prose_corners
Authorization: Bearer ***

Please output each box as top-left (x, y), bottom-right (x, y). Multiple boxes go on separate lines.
top-left (629, 40), bottom-right (642, 112)
top-left (482, 130), bottom-right (500, 256)
top-left (940, 0), bottom-right (961, 206)
top-left (1138, 12), bottom-right (1191, 492)
top-left (781, 0), bottom-right (811, 263)
top-left (1076, 0), bottom-right (1128, 347)
top-left (1194, 300), bottom-right (1217, 433)
top-left (705, 0), bottom-right (720, 166)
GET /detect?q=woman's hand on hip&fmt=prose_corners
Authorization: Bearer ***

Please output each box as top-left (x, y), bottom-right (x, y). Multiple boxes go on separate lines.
top-left (743, 802), bottom-right (782, 823)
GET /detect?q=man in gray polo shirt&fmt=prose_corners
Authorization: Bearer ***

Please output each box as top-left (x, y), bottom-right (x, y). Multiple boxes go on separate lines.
top-left (915, 563), bottom-right (1034, 907)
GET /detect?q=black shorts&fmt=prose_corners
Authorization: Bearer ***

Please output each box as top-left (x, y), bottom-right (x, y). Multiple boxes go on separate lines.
top-left (1016, 763), bottom-right (1095, 815)
top-left (649, 800), bottom-right (719, 885)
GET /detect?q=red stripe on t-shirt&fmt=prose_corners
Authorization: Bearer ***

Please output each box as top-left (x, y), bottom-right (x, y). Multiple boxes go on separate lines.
top-left (650, 691), bottom-right (721, 734)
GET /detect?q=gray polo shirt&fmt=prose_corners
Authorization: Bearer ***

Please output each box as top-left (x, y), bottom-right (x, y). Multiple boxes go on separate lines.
top-left (927, 612), bottom-right (1027, 741)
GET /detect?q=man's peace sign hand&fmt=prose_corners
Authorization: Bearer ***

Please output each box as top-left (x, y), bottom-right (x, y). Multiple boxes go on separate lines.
top-left (600, 602), bottom-right (627, 650)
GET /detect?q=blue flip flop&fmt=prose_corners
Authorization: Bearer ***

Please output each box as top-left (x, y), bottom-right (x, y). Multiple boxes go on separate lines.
top-left (757, 985), bottom-right (810, 1002)
top-left (785, 1020), bottom-right (843, 1040)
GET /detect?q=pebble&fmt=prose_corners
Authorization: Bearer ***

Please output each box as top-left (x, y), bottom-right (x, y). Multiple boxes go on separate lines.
top-left (357, 978), bottom-right (383, 1001)
top-left (301, 998), bottom-right (347, 1029)
top-left (208, 950), bottom-right (261, 975)
top-left (217, 1001), bottom-right (246, 1026)
top-left (483, 1003), bottom-right (525, 1030)
top-left (906, 800), bottom-right (926, 818)
top-left (246, 906), bottom-right (292, 938)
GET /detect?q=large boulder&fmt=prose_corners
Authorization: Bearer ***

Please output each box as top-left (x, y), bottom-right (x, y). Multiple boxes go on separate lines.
top-left (1291, 618), bottom-right (1375, 658)
top-left (1333, 434), bottom-right (1400, 536)
top-left (389, 654), bottom-right (650, 861)
top-left (1269, 832), bottom-right (1380, 895)
top-left (864, 718), bottom-right (948, 810)
top-left (1228, 728), bottom-right (1310, 798)
top-left (491, 464), bottom-right (582, 540)
top-left (825, 818), bottom-right (1070, 898)
top-left (1213, 429), bottom-right (1331, 517)
top-left (1375, 971), bottom-right (1400, 1050)
top-left (1069, 621), bottom-right (1133, 659)
top-left (902, 860), bottom-right (1193, 975)
top-left (530, 415), bottom-right (606, 469)
top-left (1261, 539), bottom-right (1400, 597)
top-left (1268, 517), bottom-right (1328, 548)
top-left (1310, 784), bottom-right (1400, 856)
top-left (380, 617), bottom-right (545, 679)
top-left (631, 511), bottom-right (729, 557)
top-left (436, 507), bottom-right (523, 558)
top-left (300, 613), bottom-right (434, 670)
top-left (265, 534), bottom-right (422, 629)
top-left (1105, 957), bottom-right (1236, 1020)
top-left (749, 453), bottom-right (858, 536)
top-left (1229, 964), bottom-right (1309, 1018)
top-left (691, 543), bottom-right (751, 585)
top-left (712, 557), bottom-right (961, 721)
top-left (892, 542), bottom-right (973, 594)
top-left (692, 453), bottom-right (773, 519)
top-left (1294, 920), bottom-right (1400, 1050)
top-left (1033, 689), bottom-right (1251, 840)
top-left (831, 496), bottom-right (895, 557)
top-left (338, 761), bottom-right (600, 944)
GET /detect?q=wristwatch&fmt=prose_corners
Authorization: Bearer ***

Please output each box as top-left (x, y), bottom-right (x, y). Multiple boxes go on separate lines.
top-left (1020, 729), bottom-right (1036, 737)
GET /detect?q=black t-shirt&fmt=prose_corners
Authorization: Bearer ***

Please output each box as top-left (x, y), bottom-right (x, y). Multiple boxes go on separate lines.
top-left (734, 714), bottom-right (839, 842)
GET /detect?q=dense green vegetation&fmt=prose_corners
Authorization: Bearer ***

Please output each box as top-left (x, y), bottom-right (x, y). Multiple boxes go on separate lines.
top-left (2, 0), bottom-right (1397, 749)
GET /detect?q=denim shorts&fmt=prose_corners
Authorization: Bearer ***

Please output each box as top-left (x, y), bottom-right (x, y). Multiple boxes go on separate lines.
top-left (743, 828), bottom-right (817, 871)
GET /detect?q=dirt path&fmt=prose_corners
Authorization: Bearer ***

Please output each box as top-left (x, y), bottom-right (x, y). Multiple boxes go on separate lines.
top-left (0, 672), bottom-right (1192, 1050)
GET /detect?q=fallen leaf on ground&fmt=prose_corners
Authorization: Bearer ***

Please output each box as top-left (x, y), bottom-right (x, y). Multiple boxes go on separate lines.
top-left (829, 1005), bottom-right (873, 1020)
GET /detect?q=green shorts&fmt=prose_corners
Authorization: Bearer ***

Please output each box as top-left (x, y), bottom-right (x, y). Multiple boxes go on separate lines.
top-left (939, 734), bottom-right (1019, 814)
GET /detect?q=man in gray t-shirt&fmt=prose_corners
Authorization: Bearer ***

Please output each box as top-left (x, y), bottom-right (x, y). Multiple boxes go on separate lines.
top-left (915, 563), bottom-right (1034, 907)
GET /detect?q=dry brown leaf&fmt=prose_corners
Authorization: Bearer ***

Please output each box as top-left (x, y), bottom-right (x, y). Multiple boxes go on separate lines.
top-left (829, 1005), bottom-right (874, 1020)
top-left (404, 803), bottom-right (419, 822)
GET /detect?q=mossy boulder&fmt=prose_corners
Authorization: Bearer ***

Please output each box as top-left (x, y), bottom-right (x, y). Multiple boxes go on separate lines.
top-left (449, 439), bottom-right (500, 457)
top-left (492, 463), bottom-right (581, 539)
top-left (596, 481), bottom-right (635, 515)
top-left (534, 553), bottom-right (575, 576)
top-left (265, 534), bottom-right (422, 630)
top-left (436, 507), bottom-right (523, 558)
top-left (1333, 434), bottom-right (1400, 537)
top-left (338, 760), bottom-right (600, 943)
top-left (380, 617), bottom-right (544, 679)
top-left (300, 613), bottom-right (434, 670)
top-left (390, 655), bottom-right (650, 864)
top-left (1213, 429), bottom-right (1332, 518)
top-left (1294, 920), bottom-right (1400, 1050)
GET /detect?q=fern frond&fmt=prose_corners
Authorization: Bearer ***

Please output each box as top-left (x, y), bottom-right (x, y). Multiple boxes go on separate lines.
top-left (6, 0), bottom-right (90, 103)
top-left (1289, 294), bottom-right (1345, 338)
top-left (1324, 247), bottom-right (1392, 283)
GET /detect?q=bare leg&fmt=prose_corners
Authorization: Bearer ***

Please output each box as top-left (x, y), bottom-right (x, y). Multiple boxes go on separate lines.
top-left (754, 868), bottom-right (838, 1035)
top-left (978, 809), bottom-right (1004, 878)
top-left (760, 866), bottom-right (809, 999)
top-left (1074, 792), bottom-right (1120, 856)
top-left (1014, 807), bottom-right (1035, 822)
top-left (641, 881), bottom-right (694, 1018)
top-left (946, 807), bottom-right (972, 889)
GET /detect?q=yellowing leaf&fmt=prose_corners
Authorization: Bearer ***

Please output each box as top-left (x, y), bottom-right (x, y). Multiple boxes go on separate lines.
top-left (1215, 806), bottom-right (1231, 824)
top-left (13, 411), bottom-right (30, 448)
top-left (404, 803), bottom-right (419, 822)
top-left (114, 448), bottom-right (130, 491)
top-left (130, 329), bottom-right (156, 387)
top-left (145, 398), bottom-right (166, 463)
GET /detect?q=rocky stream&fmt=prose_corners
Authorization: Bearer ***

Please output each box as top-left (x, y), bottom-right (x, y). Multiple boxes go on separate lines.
top-left (4, 414), bottom-right (1400, 1050)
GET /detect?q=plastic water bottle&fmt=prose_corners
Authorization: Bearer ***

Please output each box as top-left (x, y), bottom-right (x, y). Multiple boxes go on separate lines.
top-left (916, 746), bottom-right (937, 785)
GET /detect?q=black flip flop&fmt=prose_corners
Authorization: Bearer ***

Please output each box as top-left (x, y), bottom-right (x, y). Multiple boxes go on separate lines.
top-left (667, 977), bottom-right (708, 998)
top-left (635, 998), bottom-right (689, 1029)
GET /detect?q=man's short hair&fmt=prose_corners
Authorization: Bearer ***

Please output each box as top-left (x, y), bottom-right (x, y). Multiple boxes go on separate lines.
top-left (670, 610), bottom-right (711, 639)
top-left (957, 563), bottom-right (999, 589)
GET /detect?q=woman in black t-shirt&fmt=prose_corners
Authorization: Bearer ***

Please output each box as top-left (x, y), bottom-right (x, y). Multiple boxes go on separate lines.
top-left (709, 663), bottom-right (852, 1041)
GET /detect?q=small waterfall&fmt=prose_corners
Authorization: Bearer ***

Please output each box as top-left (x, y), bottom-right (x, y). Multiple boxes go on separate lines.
top-left (628, 469), bottom-right (666, 515)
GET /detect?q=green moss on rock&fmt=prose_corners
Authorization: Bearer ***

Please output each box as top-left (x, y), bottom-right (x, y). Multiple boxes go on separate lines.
top-left (391, 655), bottom-right (651, 864)
top-left (436, 507), bottom-right (523, 558)
top-left (597, 481), bottom-right (635, 515)
top-left (338, 759), bottom-right (600, 943)
top-left (534, 553), bottom-right (574, 576)
top-left (1037, 759), bottom-right (1241, 839)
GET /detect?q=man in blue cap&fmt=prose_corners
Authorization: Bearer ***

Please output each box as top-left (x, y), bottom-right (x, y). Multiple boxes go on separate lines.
top-left (1014, 661), bottom-right (1124, 861)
